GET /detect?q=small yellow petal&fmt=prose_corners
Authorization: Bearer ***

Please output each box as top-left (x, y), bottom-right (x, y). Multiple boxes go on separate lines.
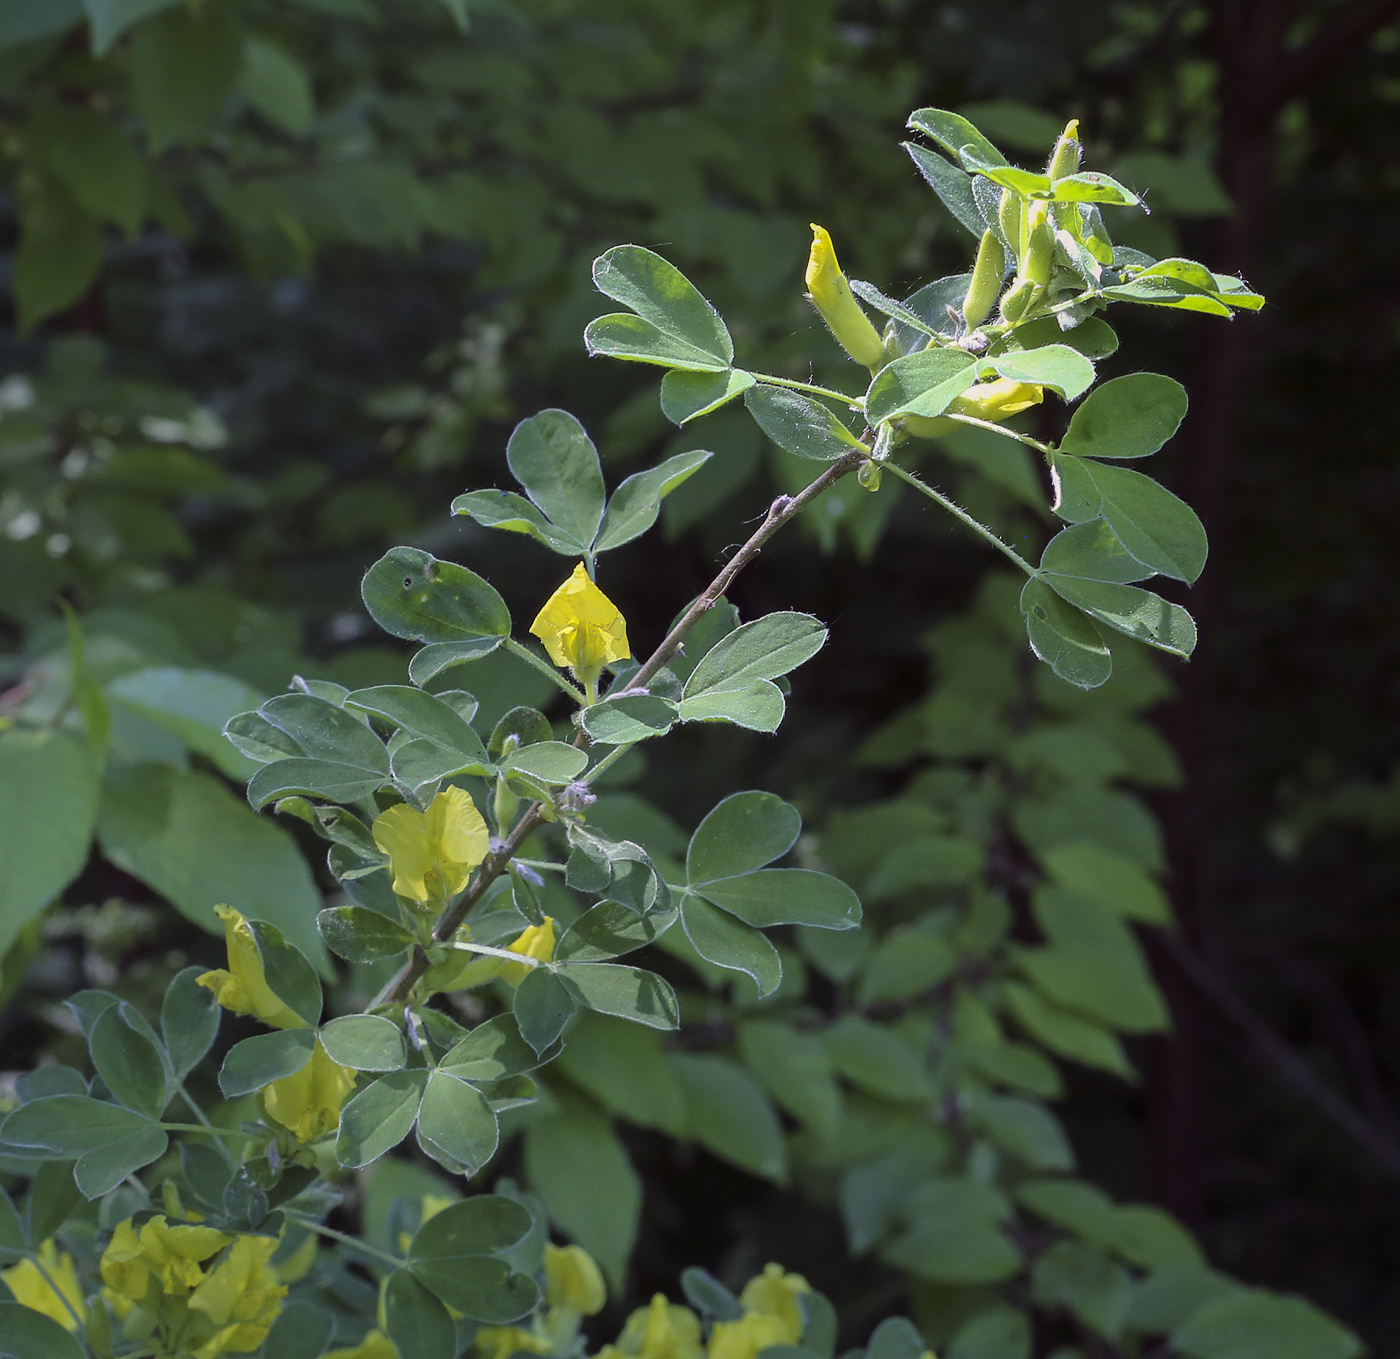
top-left (529, 564), bottom-right (631, 677)
top-left (498, 916), bottom-right (557, 988)
top-left (805, 224), bottom-right (885, 369)
top-left (263, 1039), bottom-right (357, 1144)
top-left (1, 1240), bottom-right (86, 1331)
top-left (196, 906), bottom-right (307, 1030)
top-left (373, 787), bottom-right (489, 906)
top-left (544, 1242), bottom-right (606, 1315)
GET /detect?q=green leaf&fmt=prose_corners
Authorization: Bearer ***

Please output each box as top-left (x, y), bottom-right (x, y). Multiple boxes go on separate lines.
top-left (1059, 373), bottom-right (1188, 460)
top-left (682, 613), bottom-right (826, 711)
top-left (89, 1003), bottom-right (168, 1119)
top-left (1171, 1289), bottom-right (1362, 1359)
top-left (1031, 1240), bottom-right (1133, 1339)
top-left (1003, 982), bottom-right (1133, 1077)
top-left (588, 245), bottom-right (733, 371)
top-left (681, 1268), bottom-right (744, 1322)
top-left (595, 449), bottom-right (715, 552)
top-left (318, 906), bottom-right (414, 964)
top-left (744, 385), bottom-right (865, 462)
top-left (687, 790), bottom-right (800, 882)
top-left (581, 695), bottom-right (679, 746)
top-left (524, 1097), bottom-right (640, 1292)
top-left (257, 690), bottom-right (389, 763)
top-left (345, 686), bottom-right (489, 766)
top-left (737, 1020), bottom-right (842, 1137)
top-left (335, 1070), bottom-right (427, 1169)
top-left (407, 1197), bottom-right (538, 1321)
top-left (907, 107), bottom-right (1009, 167)
top-left (505, 410), bottom-right (606, 553)
top-left (824, 1015), bottom-right (933, 1101)
top-left (238, 35), bottom-right (314, 136)
top-left (439, 1015), bottom-right (546, 1082)
top-left (696, 869), bottom-right (861, 931)
top-left (13, 178), bottom-right (102, 335)
top-left (408, 638), bottom-right (506, 686)
top-left (553, 1013), bottom-right (685, 1133)
top-left (660, 369), bottom-right (755, 425)
top-left (29, 101), bottom-right (146, 236)
top-left (320, 1015), bottom-right (407, 1072)
top-left (108, 667), bottom-right (266, 780)
top-left (902, 142), bottom-right (985, 238)
top-left (128, 1), bottom-right (242, 149)
top-left (959, 150), bottom-right (1050, 196)
top-left (970, 1095), bottom-right (1074, 1170)
top-left (82, 0), bottom-right (181, 55)
top-left (513, 966), bottom-right (577, 1053)
top-left (555, 900), bottom-right (678, 962)
top-left (680, 895), bottom-right (781, 997)
top-left (260, 1304), bottom-right (336, 1359)
top-left (1050, 172), bottom-right (1141, 206)
top-left (451, 489), bottom-right (584, 555)
top-left (416, 1071), bottom-right (499, 1174)
top-left (882, 1178), bottom-right (1019, 1284)
top-left (0, 0), bottom-right (82, 51)
top-left (868, 1317), bottom-right (926, 1359)
top-left (677, 682), bottom-right (786, 732)
top-left (558, 963), bottom-right (680, 1030)
top-left (1040, 842), bottom-right (1171, 926)
top-left (1043, 576), bottom-right (1197, 658)
top-left (384, 1269), bottom-right (456, 1359)
top-left (856, 930), bottom-right (957, 1004)
top-left (1008, 315), bottom-right (1119, 360)
top-left (219, 1029), bottom-right (316, 1098)
top-left (866, 349), bottom-right (978, 425)
top-left (669, 1053), bottom-right (787, 1181)
top-left (96, 763), bottom-right (327, 968)
top-left (2, 1095), bottom-right (153, 1155)
top-left (984, 345), bottom-right (1095, 401)
top-left (501, 741), bottom-right (588, 785)
top-left (1019, 578), bottom-right (1113, 690)
top-left (0, 1301), bottom-right (87, 1359)
top-left (0, 729), bottom-right (99, 963)
top-left (0, 1190), bottom-right (23, 1263)
top-left (362, 546), bottom-right (511, 648)
top-left (1040, 520), bottom-right (1153, 585)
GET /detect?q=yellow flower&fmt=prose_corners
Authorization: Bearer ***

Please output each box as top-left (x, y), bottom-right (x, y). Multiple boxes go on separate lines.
top-left (325, 1333), bottom-right (400, 1359)
top-left (544, 1242), bottom-right (606, 1316)
top-left (707, 1314), bottom-right (792, 1359)
top-left (372, 785), bottom-right (490, 907)
top-left (99, 1219), bottom-right (152, 1305)
top-left (530, 563), bottom-right (630, 682)
top-left (140, 1217), bottom-right (233, 1296)
top-left (805, 224), bottom-right (885, 369)
top-left (476, 1326), bottom-right (553, 1359)
top-left (616, 1294), bottom-right (704, 1359)
top-left (738, 1264), bottom-right (808, 1342)
top-left (186, 1233), bottom-right (287, 1359)
top-left (903, 377), bottom-right (1045, 440)
top-left (1, 1239), bottom-right (85, 1331)
top-left (498, 917), bottom-right (557, 987)
top-left (262, 1038), bottom-right (357, 1143)
top-left (197, 905), bottom-right (309, 1030)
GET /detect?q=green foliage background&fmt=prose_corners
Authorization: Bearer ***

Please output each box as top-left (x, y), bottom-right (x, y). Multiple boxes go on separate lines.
top-left (2, 0), bottom-right (1399, 1355)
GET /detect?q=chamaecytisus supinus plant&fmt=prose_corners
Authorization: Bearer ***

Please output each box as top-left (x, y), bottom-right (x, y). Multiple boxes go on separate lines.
top-left (0, 108), bottom-right (1324, 1359)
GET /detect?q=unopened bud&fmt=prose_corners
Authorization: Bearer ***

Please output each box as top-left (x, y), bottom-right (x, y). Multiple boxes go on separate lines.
top-left (1047, 118), bottom-right (1082, 181)
top-left (805, 224), bottom-right (885, 369)
top-left (997, 188), bottom-right (1025, 259)
top-left (1021, 201), bottom-right (1055, 287)
top-left (998, 276), bottom-right (1037, 324)
top-left (962, 230), bottom-right (1005, 331)
top-left (857, 459), bottom-right (883, 491)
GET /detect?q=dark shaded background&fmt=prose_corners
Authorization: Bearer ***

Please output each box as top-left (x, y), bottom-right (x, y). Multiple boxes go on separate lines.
top-left (5, 0), bottom-right (1400, 1348)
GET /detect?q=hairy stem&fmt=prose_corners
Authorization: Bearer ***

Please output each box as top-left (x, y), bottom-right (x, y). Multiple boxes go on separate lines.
top-left (283, 1213), bottom-right (405, 1268)
top-left (620, 452), bottom-right (863, 694)
top-left (504, 637), bottom-right (585, 703)
top-left (882, 461), bottom-right (1036, 575)
top-left (751, 373), bottom-right (863, 408)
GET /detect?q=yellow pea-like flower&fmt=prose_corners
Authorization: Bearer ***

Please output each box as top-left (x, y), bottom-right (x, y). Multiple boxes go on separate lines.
top-left (186, 1233), bottom-right (287, 1359)
top-left (1, 1239), bottom-right (86, 1331)
top-left (903, 377), bottom-right (1045, 440)
top-left (805, 224), bottom-right (885, 369)
top-left (737, 1263), bottom-right (809, 1342)
top-left (707, 1314), bottom-right (792, 1359)
top-left (197, 905), bottom-right (308, 1030)
top-left (616, 1294), bottom-right (704, 1359)
top-left (529, 563), bottom-right (630, 683)
top-left (498, 917), bottom-right (557, 987)
top-left (544, 1241), bottom-right (606, 1316)
top-left (262, 1038), bottom-right (357, 1144)
top-left (372, 785), bottom-right (490, 907)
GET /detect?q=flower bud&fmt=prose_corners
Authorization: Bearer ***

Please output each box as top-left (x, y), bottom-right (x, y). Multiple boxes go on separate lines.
top-left (1047, 118), bottom-right (1082, 181)
top-left (805, 224), bottom-right (885, 369)
top-left (997, 188), bottom-right (1025, 260)
top-left (1021, 201), bottom-right (1055, 287)
top-left (998, 276), bottom-right (1037, 324)
top-left (962, 229), bottom-right (1005, 330)
top-left (857, 459), bottom-right (882, 491)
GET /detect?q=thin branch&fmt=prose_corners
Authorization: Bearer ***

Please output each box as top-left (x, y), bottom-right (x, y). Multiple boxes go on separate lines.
top-left (1160, 931), bottom-right (1400, 1181)
top-left (882, 462), bottom-right (1037, 575)
top-left (750, 373), bottom-right (864, 407)
top-left (620, 452), bottom-right (863, 694)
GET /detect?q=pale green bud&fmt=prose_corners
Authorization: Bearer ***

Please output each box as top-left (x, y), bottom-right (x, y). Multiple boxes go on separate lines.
top-left (962, 230), bottom-right (1005, 330)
